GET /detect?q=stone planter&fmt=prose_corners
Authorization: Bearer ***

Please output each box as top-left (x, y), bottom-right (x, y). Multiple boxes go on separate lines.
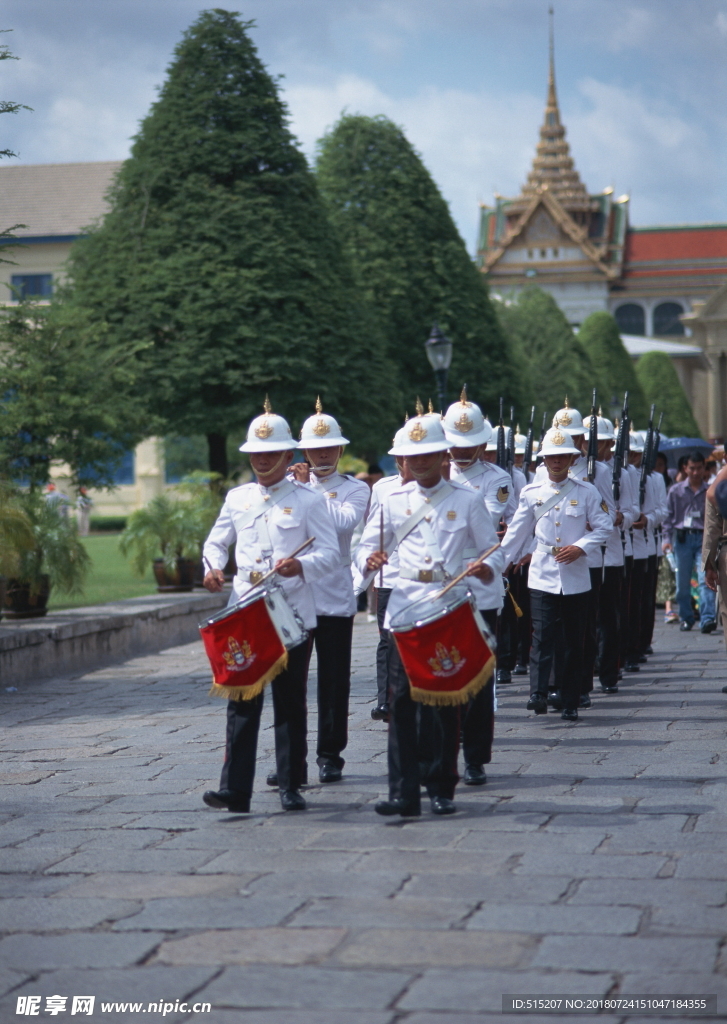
top-left (3, 575), bottom-right (51, 619)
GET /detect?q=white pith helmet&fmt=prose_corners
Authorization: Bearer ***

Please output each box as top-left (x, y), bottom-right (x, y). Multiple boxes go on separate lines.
top-left (629, 429), bottom-right (645, 453)
top-left (485, 424), bottom-right (507, 452)
top-left (442, 387), bottom-right (492, 448)
top-left (239, 396), bottom-right (296, 453)
top-left (514, 427), bottom-right (527, 454)
top-left (584, 415), bottom-right (616, 441)
top-left (552, 397), bottom-right (584, 433)
top-left (540, 426), bottom-right (581, 457)
top-left (297, 397), bottom-right (350, 449)
top-left (389, 411), bottom-right (449, 456)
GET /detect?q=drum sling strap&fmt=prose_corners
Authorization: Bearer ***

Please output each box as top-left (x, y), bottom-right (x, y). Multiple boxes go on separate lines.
top-left (533, 478), bottom-right (576, 522)
top-left (230, 480), bottom-right (297, 580)
top-left (390, 483), bottom-right (458, 578)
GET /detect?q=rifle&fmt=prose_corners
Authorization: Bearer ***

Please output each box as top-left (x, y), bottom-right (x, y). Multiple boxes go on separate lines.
top-left (640, 404), bottom-right (655, 508)
top-left (522, 405), bottom-right (535, 483)
top-left (586, 388), bottom-right (598, 484)
top-left (649, 411), bottom-right (663, 474)
top-left (612, 391), bottom-right (629, 574)
top-left (506, 405), bottom-right (515, 477)
top-left (496, 398), bottom-right (507, 471)
top-left (535, 410), bottom-right (548, 466)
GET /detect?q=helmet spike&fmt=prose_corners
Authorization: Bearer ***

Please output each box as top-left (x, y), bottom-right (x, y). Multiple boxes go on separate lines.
top-left (460, 384), bottom-right (468, 404)
top-left (315, 395), bottom-right (323, 414)
top-left (263, 394), bottom-right (272, 414)
top-left (428, 398), bottom-right (434, 414)
top-left (415, 396), bottom-right (424, 416)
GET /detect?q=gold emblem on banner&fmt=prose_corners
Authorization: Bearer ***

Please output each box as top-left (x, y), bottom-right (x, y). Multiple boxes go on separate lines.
top-left (409, 422), bottom-right (427, 441)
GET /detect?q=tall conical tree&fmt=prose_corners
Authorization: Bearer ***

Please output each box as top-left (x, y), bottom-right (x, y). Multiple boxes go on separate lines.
top-left (634, 351), bottom-right (701, 437)
top-left (67, 11), bottom-right (397, 474)
top-left (315, 114), bottom-right (523, 414)
top-left (495, 286), bottom-right (605, 423)
top-left (577, 311), bottom-right (648, 425)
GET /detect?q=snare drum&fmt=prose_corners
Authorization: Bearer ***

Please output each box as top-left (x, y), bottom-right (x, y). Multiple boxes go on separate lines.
top-left (199, 581), bottom-right (308, 701)
top-left (390, 591), bottom-right (495, 706)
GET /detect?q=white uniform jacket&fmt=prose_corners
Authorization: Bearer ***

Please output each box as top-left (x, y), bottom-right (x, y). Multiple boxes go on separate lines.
top-left (535, 457), bottom-right (619, 569)
top-left (501, 475), bottom-right (612, 595)
top-left (360, 474), bottom-right (402, 590)
top-left (626, 464), bottom-right (658, 560)
top-left (602, 457), bottom-right (638, 559)
top-left (649, 472), bottom-right (669, 556)
top-left (203, 478), bottom-right (340, 629)
top-left (304, 471), bottom-right (370, 617)
top-left (450, 461), bottom-right (515, 528)
top-left (449, 467), bottom-right (506, 611)
top-left (355, 478), bottom-right (504, 628)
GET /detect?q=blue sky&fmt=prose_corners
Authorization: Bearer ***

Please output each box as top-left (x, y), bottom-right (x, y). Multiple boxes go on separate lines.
top-left (1, 0), bottom-right (725, 251)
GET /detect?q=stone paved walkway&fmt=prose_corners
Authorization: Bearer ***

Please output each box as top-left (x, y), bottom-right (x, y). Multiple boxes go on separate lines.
top-left (1, 613), bottom-right (726, 1023)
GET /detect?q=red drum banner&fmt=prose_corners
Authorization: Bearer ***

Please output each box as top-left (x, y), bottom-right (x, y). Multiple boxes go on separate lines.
top-left (200, 595), bottom-right (288, 701)
top-left (393, 600), bottom-right (495, 706)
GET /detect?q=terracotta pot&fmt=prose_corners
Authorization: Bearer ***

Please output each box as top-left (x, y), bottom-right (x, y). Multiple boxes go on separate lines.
top-left (152, 558), bottom-right (197, 593)
top-left (3, 575), bottom-right (51, 619)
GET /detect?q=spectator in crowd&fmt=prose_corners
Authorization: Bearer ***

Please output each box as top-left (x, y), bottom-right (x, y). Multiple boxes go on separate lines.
top-left (76, 487), bottom-right (93, 536)
top-left (654, 452), bottom-right (678, 623)
top-left (663, 450), bottom-right (716, 633)
top-left (704, 465), bottom-right (727, 693)
top-left (45, 482), bottom-right (70, 517)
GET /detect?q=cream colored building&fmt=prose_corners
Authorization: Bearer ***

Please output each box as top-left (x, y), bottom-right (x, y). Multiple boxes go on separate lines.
top-left (0, 161), bottom-right (168, 516)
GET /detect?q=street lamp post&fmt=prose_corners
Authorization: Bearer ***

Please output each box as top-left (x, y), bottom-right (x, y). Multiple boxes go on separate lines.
top-left (424, 322), bottom-right (453, 412)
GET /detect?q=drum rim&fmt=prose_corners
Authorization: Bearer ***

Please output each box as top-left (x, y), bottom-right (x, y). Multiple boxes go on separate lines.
top-left (201, 586), bottom-right (268, 627)
top-left (389, 589), bottom-right (473, 633)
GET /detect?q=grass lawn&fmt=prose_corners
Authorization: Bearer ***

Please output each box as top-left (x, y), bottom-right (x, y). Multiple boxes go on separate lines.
top-left (48, 534), bottom-right (158, 611)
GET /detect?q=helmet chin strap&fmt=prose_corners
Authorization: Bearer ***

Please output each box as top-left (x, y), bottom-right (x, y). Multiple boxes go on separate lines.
top-left (255, 451), bottom-right (288, 481)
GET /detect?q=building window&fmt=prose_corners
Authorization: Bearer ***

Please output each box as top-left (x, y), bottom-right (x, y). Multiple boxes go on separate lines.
top-left (653, 301), bottom-right (685, 336)
top-left (552, 248), bottom-right (559, 258)
top-left (10, 274), bottom-right (53, 301)
top-left (614, 303), bottom-right (646, 336)
top-left (527, 249), bottom-right (533, 259)
top-left (540, 248), bottom-right (547, 258)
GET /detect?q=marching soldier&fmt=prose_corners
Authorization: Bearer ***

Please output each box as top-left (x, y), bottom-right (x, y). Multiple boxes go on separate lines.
top-left (201, 399), bottom-right (340, 813)
top-left (286, 400), bottom-right (370, 784)
top-left (442, 393), bottom-right (505, 786)
top-left (355, 412), bottom-right (503, 816)
top-left (501, 427), bottom-right (611, 721)
top-left (625, 430), bottom-right (658, 668)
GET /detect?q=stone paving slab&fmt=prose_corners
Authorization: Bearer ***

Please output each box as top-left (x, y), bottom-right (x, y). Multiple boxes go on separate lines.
top-left (0, 614), bottom-right (726, 1021)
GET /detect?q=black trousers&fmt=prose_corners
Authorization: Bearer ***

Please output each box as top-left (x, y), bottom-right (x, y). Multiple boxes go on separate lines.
top-left (641, 554), bottom-right (658, 652)
top-left (314, 614), bottom-right (354, 770)
top-left (375, 587), bottom-right (392, 706)
top-left (462, 607), bottom-right (498, 767)
top-left (529, 589), bottom-right (585, 712)
top-left (619, 555), bottom-right (633, 669)
top-left (387, 634), bottom-right (460, 807)
top-left (581, 568), bottom-right (603, 695)
top-left (627, 558), bottom-right (648, 663)
top-left (498, 566), bottom-right (531, 670)
top-left (597, 566), bottom-right (622, 688)
top-left (220, 639), bottom-right (311, 798)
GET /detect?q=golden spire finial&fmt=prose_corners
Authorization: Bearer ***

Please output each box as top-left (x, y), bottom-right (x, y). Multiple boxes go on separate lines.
top-left (516, 424), bottom-right (521, 434)
top-left (415, 396), bottom-right (424, 417)
top-left (263, 394), bottom-right (272, 414)
top-left (564, 395), bottom-right (569, 408)
top-left (428, 399), bottom-right (434, 414)
top-left (598, 405), bottom-right (603, 417)
top-left (404, 411), bottom-right (409, 423)
top-left (315, 395), bottom-right (323, 414)
top-left (460, 385), bottom-right (468, 405)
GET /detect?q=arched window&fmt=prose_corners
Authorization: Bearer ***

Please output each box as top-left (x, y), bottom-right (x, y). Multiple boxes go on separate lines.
top-left (653, 302), bottom-right (685, 336)
top-left (614, 303), bottom-right (645, 336)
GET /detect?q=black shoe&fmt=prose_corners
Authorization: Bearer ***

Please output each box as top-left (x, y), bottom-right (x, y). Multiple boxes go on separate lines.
top-left (280, 790), bottom-right (306, 811)
top-left (513, 663), bottom-right (529, 676)
top-left (375, 798), bottom-right (420, 817)
top-left (496, 668), bottom-right (512, 685)
top-left (202, 789), bottom-right (250, 813)
top-left (463, 764), bottom-right (487, 786)
top-left (526, 695), bottom-right (548, 714)
top-left (600, 685), bottom-right (619, 694)
top-left (701, 619), bottom-right (717, 634)
top-left (319, 764), bottom-right (342, 784)
top-left (624, 662), bottom-right (640, 672)
top-left (371, 703), bottom-right (389, 721)
top-left (547, 691), bottom-right (563, 710)
top-left (579, 694), bottom-right (592, 709)
top-left (680, 621), bottom-right (693, 632)
top-left (431, 795), bottom-right (457, 815)
top-left (646, 646), bottom-right (654, 655)
top-left (561, 708), bottom-right (578, 722)
top-left (638, 655), bottom-right (648, 664)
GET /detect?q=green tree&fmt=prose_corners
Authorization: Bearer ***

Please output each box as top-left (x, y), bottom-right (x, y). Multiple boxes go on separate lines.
top-left (0, 301), bottom-right (151, 490)
top-left (577, 311), bottom-right (648, 425)
top-left (495, 287), bottom-right (604, 424)
top-left (0, 30), bottom-right (32, 257)
top-left (315, 114), bottom-right (522, 415)
top-left (634, 351), bottom-right (701, 437)
top-left (67, 10), bottom-right (397, 474)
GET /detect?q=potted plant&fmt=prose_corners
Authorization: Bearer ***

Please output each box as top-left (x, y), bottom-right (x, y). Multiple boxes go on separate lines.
top-left (0, 483), bottom-right (35, 620)
top-left (119, 493), bottom-right (207, 592)
top-left (2, 488), bottom-right (90, 619)
top-left (174, 472), bottom-right (229, 586)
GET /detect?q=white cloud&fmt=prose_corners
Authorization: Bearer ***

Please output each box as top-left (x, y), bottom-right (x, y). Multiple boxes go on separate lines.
top-left (716, 10), bottom-right (727, 36)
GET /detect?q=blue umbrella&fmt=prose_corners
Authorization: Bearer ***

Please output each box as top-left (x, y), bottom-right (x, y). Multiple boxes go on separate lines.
top-left (658, 436), bottom-right (714, 469)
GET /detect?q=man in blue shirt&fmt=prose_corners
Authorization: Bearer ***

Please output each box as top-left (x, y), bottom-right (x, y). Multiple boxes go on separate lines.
top-left (663, 450), bottom-right (716, 633)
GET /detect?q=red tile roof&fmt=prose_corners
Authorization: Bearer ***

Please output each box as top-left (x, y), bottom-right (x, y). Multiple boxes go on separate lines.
top-left (626, 226), bottom-right (727, 263)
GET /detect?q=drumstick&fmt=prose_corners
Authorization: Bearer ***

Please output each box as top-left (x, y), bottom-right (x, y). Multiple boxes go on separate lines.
top-left (431, 542), bottom-right (501, 601)
top-left (379, 505), bottom-right (384, 588)
top-left (252, 536), bottom-right (316, 588)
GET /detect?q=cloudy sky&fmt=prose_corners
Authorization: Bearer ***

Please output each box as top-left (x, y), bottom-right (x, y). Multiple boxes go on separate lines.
top-left (1, 0), bottom-right (726, 251)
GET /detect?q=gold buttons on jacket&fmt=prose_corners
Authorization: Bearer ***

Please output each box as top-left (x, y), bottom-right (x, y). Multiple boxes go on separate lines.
top-left (424, 556), bottom-right (432, 564)
top-left (555, 521), bottom-right (561, 526)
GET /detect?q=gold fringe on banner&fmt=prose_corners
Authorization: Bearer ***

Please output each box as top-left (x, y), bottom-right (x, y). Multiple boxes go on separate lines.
top-left (408, 652), bottom-right (496, 707)
top-left (208, 650), bottom-right (289, 702)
